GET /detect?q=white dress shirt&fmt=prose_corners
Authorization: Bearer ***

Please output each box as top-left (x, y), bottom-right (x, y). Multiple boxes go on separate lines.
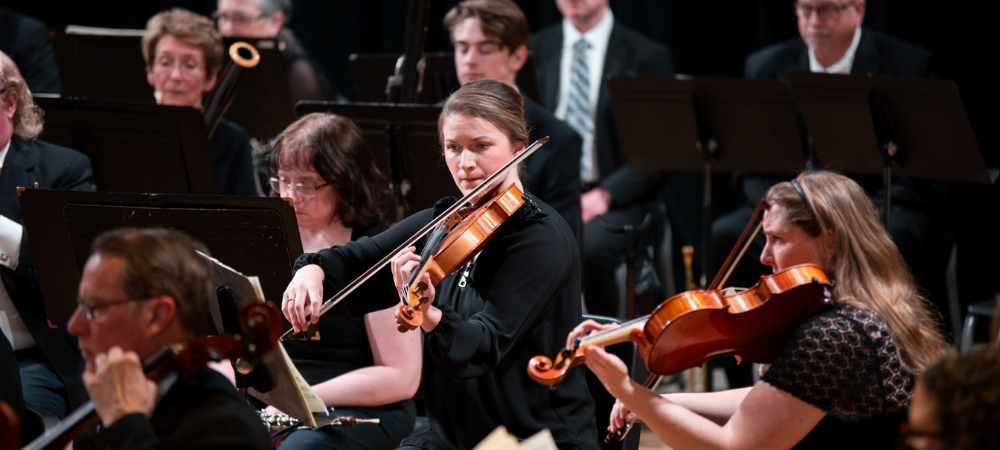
top-left (555, 8), bottom-right (615, 183)
top-left (0, 138), bottom-right (35, 351)
top-left (809, 27), bottom-right (862, 74)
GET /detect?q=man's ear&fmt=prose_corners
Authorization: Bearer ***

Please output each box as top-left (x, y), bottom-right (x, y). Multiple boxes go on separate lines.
top-left (203, 72), bottom-right (218, 93)
top-left (854, 0), bottom-right (866, 24)
top-left (509, 45), bottom-right (529, 73)
top-left (146, 295), bottom-right (178, 337)
top-left (2, 90), bottom-right (18, 121)
top-left (267, 11), bottom-right (285, 36)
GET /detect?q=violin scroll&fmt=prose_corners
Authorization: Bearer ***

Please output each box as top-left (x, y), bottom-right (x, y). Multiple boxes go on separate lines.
top-left (527, 348), bottom-right (584, 386)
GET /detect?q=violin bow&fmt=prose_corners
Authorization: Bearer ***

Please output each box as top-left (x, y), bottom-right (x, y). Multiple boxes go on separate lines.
top-left (280, 137), bottom-right (549, 341)
top-left (708, 200), bottom-right (769, 290)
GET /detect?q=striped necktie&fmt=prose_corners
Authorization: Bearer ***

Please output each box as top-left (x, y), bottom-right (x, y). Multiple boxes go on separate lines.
top-left (566, 38), bottom-right (596, 182)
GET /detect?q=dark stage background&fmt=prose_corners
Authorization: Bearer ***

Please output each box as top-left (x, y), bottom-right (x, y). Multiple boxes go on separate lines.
top-left (4, 0), bottom-right (997, 312)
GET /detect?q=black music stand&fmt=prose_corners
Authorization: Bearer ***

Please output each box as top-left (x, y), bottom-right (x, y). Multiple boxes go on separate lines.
top-left (787, 72), bottom-right (991, 227)
top-left (296, 101), bottom-right (458, 220)
top-left (52, 33), bottom-right (154, 102)
top-left (348, 52), bottom-right (542, 104)
top-left (36, 97), bottom-right (218, 195)
top-left (18, 190), bottom-right (305, 328)
top-left (52, 32), bottom-right (292, 141)
top-left (608, 77), bottom-right (806, 278)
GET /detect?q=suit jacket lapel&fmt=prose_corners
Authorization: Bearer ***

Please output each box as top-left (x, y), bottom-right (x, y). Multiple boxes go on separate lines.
top-left (783, 41), bottom-right (810, 81)
top-left (537, 27), bottom-right (564, 111)
top-left (602, 23), bottom-right (629, 79)
top-left (599, 24), bottom-right (631, 122)
top-left (851, 28), bottom-right (880, 75)
top-left (0, 137), bottom-right (35, 219)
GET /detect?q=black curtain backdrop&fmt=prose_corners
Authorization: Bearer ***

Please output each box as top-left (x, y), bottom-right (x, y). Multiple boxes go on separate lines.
top-left (4, 0), bottom-right (997, 306)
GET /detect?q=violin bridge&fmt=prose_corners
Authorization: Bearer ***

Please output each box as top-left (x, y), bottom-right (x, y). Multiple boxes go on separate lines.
top-left (442, 211), bottom-right (463, 232)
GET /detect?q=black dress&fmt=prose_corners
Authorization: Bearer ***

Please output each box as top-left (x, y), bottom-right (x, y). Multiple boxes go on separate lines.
top-left (295, 194), bottom-right (599, 450)
top-left (761, 304), bottom-right (912, 449)
top-left (279, 222), bottom-right (416, 450)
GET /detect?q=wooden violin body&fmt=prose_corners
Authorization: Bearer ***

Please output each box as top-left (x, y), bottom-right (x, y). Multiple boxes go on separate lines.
top-left (528, 264), bottom-right (833, 385)
top-left (398, 183), bottom-right (525, 328)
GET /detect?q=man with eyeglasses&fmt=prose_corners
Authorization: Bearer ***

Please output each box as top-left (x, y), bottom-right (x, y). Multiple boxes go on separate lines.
top-left (213, 0), bottom-right (338, 104)
top-left (142, 8), bottom-right (258, 197)
top-left (0, 49), bottom-right (92, 432)
top-left (68, 228), bottom-right (270, 450)
top-left (746, 0), bottom-right (935, 79)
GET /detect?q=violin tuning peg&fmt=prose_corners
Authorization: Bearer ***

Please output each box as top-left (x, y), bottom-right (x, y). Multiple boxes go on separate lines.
top-left (417, 280), bottom-right (428, 291)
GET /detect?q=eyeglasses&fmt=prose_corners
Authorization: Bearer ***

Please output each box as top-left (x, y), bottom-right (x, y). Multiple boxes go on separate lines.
top-left (211, 11), bottom-right (267, 26)
top-left (793, 1), bottom-right (856, 21)
top-left (269, 178), bottom-right (331, 198)
top-left (152, 58), bottom-right (205, 77)
top-left (77, 297), bottom-right (150, 321)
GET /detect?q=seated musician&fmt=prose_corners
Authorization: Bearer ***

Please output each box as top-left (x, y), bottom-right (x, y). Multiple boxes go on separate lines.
top-left (907, 346), bottom-right (1000, 450)
top-left (213, 0), bottom-right (339, 103)
top-left (142, 8), bottom-right (257, 196)
top-left (1, 50), bottom-right (92, 427)
top-left (573, 170), bottom-right (948, 449)
top-left (265, 112), bottom-right (420, 450)
top-left (283, 79), bottom-right (600, 450)
top-left (443, 0), bottom-right (582, 240)
top-left (68, 228), bottom-right (270, 450)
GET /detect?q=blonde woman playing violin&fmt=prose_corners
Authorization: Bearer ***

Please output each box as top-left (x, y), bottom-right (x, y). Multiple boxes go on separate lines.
top-left (573, 171), bottom-right (947, 450)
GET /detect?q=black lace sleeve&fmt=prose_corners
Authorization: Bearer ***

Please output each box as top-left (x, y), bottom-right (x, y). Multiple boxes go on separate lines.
top-left (761, 305), bottom-right (913, 419)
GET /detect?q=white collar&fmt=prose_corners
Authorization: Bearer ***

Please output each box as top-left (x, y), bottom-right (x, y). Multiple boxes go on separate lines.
top-left (809, 27), bottom-right (862, 74)
top-left (0, 139), bottom-right (11, 169)
top-left (562, 8), bottom-right (614, 49)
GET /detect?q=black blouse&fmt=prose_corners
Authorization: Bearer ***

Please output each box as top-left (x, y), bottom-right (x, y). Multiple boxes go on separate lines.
top-left (283, 222), bottom-right (387, 385)
top-left (295, 194), bottom-right (599, 450)
top-left (762, 304), bottom-right (912, 449)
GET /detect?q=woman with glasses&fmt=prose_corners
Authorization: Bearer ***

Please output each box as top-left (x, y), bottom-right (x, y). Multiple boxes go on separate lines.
top-left (265, 112), bottom-right (420, 450)
top-left (142, 9), bottom-right (257, 196)
top-left (213, 0), bottom-right (337, 103)
top-left (573, 171), bottom-right (947, 450)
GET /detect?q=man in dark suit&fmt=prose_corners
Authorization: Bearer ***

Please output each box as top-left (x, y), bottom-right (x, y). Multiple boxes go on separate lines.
top-left (443, 0), bottom-right (583, 240)
top-left (532, 0), bottom-right (675, 315)
top-left (712, 0), bottom-right (952, 388)
top-left (0, 8), bottom-right (61, 94)
top-left (745, 0), bottom-right (935, 80)
top-left (68, 229), bottom-right (270, 450)
top-left (1, 50), bottom-right (91, 422)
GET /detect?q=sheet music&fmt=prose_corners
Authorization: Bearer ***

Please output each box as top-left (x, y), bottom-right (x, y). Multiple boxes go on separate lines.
top-left (198, 252), bottom-right (330, 429)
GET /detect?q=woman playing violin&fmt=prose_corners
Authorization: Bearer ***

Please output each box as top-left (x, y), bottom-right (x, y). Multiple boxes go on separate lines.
top-left (573, 170), bottom-right (946, 450)
top-left (283, 79), bottom-right (599, 450)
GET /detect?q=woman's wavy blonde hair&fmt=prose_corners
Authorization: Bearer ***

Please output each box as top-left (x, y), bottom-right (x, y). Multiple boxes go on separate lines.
top-left (0, 50), bottom-right (44, 139)
top-left (765, 170), bottom-right (946, 373)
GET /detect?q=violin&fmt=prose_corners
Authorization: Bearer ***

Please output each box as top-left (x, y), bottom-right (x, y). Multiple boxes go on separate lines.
top-left (527, 263), bottom-right (833, 385)
top-left (397, 182), bottom-right (526, 329)
top-left (21, 301), bottom-right (281, 450)
top-left (281, 137), bottom-right (549, 341)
